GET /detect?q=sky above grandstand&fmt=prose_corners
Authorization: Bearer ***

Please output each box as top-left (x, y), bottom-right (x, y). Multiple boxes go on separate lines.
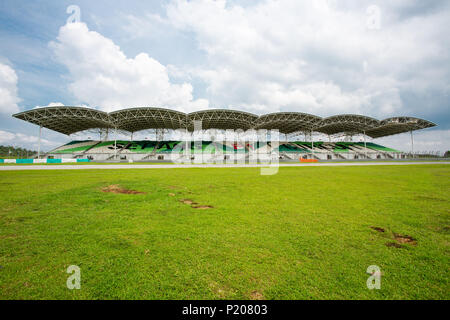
top-left (0, 0), bottom-right (449, 153)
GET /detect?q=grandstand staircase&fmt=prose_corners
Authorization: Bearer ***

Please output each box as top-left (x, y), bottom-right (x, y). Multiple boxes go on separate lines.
top-left (141, 141), bottom-right (161, 160)
top-left (71, 141), bottom-right (102, 159)
top-left (118, 142), bottom-right (133, 153)
top-left (333, 152), bottom-right (346, 160)
top-left (287, 142), bottom-right (308, 153)
top-left (383, 152), bottom-right (394, 159)
top-left (81, 141), bottom-right (101, 154)
top-left (347, 144), bottom-right (372, 159)
top-left (280, 152), bottom-right (296, 160)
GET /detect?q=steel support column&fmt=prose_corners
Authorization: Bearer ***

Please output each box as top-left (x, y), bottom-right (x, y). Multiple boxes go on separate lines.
top-left (114, 127), bottom-right (117, 160)
top-left (363, 131), bottom-right (367, 159)
top-left (37, 125), bottom-right (42, 159)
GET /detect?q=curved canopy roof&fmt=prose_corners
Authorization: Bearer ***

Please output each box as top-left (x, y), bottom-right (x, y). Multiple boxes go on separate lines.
top-left (187, 109), bottom-right (258, 131)
top-left (13, 106), bottom-right (112, 135)
top-left (110, 107), bottom-right (187, 132)
top-left (316, 114), bottom-right (380, 135)
top-left (13, 106), bottom-right (436, 138)
top-left (365, 117), bottom-right (436, 138)
top-left (254, 112), bottom-right (322, 134)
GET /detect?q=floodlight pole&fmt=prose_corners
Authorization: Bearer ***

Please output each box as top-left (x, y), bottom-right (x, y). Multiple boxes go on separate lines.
top-left (410, 130), bottom-right (414, 159)
top-left (37, 125), bottom-right (42, 159)
top-left (130, 132), bottom-right (133, 142)
top-left (311, 130), bottom-right (314, 159)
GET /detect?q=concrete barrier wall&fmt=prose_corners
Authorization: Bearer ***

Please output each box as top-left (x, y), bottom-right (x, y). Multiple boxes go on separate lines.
top-left (0, 159), bottom-right (90, 164)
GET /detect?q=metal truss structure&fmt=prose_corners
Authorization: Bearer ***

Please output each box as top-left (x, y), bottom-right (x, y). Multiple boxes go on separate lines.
top-left (316, 114), bottom-right (380, 136)
top-left (13, 106), bottom-right (113, 135)
top-left (109, 107), bottom-right (187, 132)
top-left (365, 117), bottom-right (436, 138)
top-left (13, 106), bottom-right (436, 138)
top-left (187, 109), bottom-right (258, 131)
top-left (254, 112), bottom-right (322, 134)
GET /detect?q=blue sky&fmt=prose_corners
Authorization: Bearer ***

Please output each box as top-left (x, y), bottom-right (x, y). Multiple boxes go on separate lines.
top-left (0, 0), bottom-right (449, 152)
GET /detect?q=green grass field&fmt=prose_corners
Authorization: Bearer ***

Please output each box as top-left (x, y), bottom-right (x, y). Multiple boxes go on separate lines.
top-left (0, 165), bottom-right (449, 299)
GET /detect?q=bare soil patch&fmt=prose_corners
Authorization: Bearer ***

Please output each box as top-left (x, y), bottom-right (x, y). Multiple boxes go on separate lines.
top-left (370, 226), bottom-right (385, 233)
top-left (192, 205), bottom-right (214, 209)
top-left (393, 233), bottom-right (417, 245)
top-left (180, 199), bottom-right (213, 209)
top-left (386, 242), bottom-right (403, 248)
top-left (181, 199), bottom-right (197, 205)
top-left (101, 185), bottom-right (146, 194)
top-left (250, 291), bottom-right (264, 300)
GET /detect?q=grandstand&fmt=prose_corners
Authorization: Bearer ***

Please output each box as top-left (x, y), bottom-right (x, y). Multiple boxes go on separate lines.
top-left (13, 106), bottom-right (436, 161)
top-left (47, 139), bottom-right (402, 161)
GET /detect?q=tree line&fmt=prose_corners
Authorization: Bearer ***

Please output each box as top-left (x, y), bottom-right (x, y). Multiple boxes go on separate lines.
top-left (0, 145), bottom-right (37, 158)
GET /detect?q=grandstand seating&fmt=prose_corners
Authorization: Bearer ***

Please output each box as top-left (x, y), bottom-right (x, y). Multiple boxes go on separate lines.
top-left (333, 142), bottom-right (352, 153)
top-left (155, 141), bottom-right (182, 153)
top-left (277, 143), bottom-right (308, 153)
top-left (50, 140), bottom-right (100, 154)
top-left (85, 141), bottom-right (127, 154)
top-left (47, 140), bottom-right (401, 160)
top-left (355, 142), bottom-right (400, 152)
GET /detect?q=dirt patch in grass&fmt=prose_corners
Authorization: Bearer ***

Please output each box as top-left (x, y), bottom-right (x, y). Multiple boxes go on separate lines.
top-left (180, 199), bottom-right (213, 209)
top-left (393, 233), bottom-right (417, 245)
top-left (101, 185), bottom-right (146, 194)
top-left (181, 199), bottom-right (197, 205)
top-left (192, 205), bottom-right (214, 209)
top-left (370, 226), bottom-right (385, 233)
top-left (386, 242), bottom-right (403, 248)
top-left (250, 291), bottom-right (265, 300)
top-left (168, 193), bottom-right (176, 197)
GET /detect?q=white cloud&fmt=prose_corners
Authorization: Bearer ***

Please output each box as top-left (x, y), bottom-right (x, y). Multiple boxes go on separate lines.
top-left (0, 130), bottom-right (61, 150)
top-left (375, 129), bottom-right (450, 154)
top-left (34, 102), bottom-right (65, 109)
top-left (164, 0), bottom-right (450, 117)
top-left (0, 62), bottom-right (20, 114)
top-left (122, 13), bottom-right (172, 40)
top-left (49, 22), bottom-right (208, 112)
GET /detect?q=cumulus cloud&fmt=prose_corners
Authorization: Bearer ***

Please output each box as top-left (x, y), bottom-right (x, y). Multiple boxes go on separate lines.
top-left (375, 129), bottom-right (450, 154)
top-left (49, 22), bottom-right (208, 112)
top-left (34, 102), bottom-right (65, 109)
top-left (0, 62), bottom-right (20, 114)
top-left (164, 0), bottom-right (450, 117)
top-left (0, 130), bottom-right (60, 150)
